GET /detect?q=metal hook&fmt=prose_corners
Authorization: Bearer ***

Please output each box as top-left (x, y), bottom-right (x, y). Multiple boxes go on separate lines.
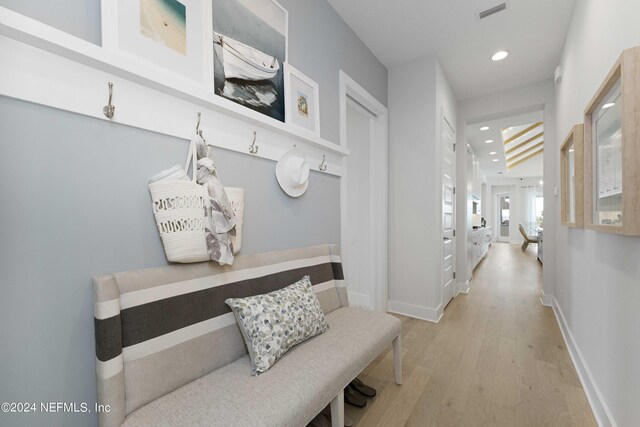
top-left (103, 82), bottom-right (115, 119)
top-left (249, 131), bottom-right (259, 154)
top-left (319, 155), bottom-right (327, 172)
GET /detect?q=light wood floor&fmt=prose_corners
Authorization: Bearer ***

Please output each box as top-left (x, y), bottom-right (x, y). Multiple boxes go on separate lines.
top-left (346, 243), bottom-right (596, 427)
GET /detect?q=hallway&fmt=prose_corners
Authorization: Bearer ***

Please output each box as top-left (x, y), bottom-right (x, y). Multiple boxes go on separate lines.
top-left (348, 243), bottom-right (596, 426)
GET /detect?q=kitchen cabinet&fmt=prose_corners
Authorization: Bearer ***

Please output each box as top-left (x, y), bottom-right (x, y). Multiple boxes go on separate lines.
top-left (472, 226), bottom-right (492, 269)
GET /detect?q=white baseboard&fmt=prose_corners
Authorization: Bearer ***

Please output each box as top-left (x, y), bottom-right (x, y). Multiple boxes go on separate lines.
top-left (549, 297), bottom-right (616, 427)
top-left (540, 291), bottom-right (554, 307)
top-left (348, 292), bottom-right (371, 310)
top-left (387, 300), bottom-right (442, 323)
top-left (457, 280), bottom-right (470, 294)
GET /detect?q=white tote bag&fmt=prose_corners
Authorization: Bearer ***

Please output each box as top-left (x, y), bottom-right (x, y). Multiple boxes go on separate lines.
top-left (148, 139), bottom-right (209, 263)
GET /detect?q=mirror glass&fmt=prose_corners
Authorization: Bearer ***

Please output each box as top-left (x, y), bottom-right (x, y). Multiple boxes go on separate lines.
top-left (592, 79), bottom-right (622, 226)
top-left (565, 139), bottom-right (576, 223)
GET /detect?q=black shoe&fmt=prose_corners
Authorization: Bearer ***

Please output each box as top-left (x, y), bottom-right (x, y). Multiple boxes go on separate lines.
top-left (344, 387), bottom-right (367, 407)
top-left (348, 378), bottom-right (376, 398)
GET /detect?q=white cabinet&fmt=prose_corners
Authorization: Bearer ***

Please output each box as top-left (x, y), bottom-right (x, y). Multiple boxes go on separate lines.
top-left (472, 226), bottom-right (492, 269)
top-left (472, 158), bottom-right (481, 200)
top-left (467, 146), bottom-right (489, 275)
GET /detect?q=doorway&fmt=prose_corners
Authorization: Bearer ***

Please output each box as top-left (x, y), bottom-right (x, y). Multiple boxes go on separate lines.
top-left (339, 71), bottom-right (388, 312)
top-left (345, 98), bottom-right (374, 309)
top-left (497, 193), bottom-right (510, 242)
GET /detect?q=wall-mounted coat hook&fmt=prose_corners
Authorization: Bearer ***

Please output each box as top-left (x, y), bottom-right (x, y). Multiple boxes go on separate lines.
top-left (319, 155), bottom-right (327, 172)
top-left (249, 131), bottom-right (259, 154)
top-left (103, 82), bottom-right (115, 119)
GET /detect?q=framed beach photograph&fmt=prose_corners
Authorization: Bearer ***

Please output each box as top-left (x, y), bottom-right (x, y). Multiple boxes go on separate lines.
top-left (101, 0), bottom-right (213, 87)
top-left (284, 63), bottom-right (320, 136)
top-left (212, 0), bottom-right (288, 122)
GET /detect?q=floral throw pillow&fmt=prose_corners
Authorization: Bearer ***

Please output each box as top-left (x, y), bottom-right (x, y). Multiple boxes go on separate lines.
top-left (225, 276), bottom-right (329, 375)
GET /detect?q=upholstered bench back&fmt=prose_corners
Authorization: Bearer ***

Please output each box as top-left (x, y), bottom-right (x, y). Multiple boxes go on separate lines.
top-left (93, 244), bottom-right (346, 427)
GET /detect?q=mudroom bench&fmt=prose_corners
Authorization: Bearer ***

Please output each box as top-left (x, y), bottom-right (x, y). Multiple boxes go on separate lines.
top-left (93, 244), bottom-right (402, 427)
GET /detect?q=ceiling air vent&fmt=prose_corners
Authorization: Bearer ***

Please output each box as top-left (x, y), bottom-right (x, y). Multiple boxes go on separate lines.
top-left (479, 2), bottom-right (507, 19)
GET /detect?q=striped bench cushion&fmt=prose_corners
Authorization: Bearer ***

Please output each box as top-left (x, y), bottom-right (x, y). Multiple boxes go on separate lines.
top-left (93, 244), bottom-right (346, 427)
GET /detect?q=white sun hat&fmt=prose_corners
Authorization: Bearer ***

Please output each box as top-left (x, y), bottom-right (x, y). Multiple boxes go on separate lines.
top-left (275, 147), bottom-right (310, 197)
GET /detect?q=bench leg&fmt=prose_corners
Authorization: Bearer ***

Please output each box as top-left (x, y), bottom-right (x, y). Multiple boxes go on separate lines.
top-left (393, 334), bottom-right (403, 385)
top-left (330, 389), bottom-right (344, 427)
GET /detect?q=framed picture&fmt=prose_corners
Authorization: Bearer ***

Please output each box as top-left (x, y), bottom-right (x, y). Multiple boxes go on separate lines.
top-left (284, 63), bottom-right (320, 136)
top-left (212, 0), bottom-right (288, 122)
top-left (101, 0), bottom-right (213, 87)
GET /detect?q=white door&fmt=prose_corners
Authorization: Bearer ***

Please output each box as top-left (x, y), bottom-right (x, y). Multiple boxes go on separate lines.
top-left (345, 97), bottom-right (374, 309)
top-left (441, 117), bottom-right (456, 308)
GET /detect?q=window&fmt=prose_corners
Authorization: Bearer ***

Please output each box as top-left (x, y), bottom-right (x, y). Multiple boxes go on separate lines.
top-left (535, 196), bottom-right (544, 229)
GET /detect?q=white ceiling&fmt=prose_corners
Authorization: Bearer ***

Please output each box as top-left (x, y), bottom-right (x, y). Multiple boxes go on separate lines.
top-left (327, 0), bottom-right (576, 99)
top-left (467, 111), bottom-right (544, 178)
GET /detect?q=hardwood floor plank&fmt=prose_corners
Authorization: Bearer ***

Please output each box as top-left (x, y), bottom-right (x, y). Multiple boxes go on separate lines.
top-left (367, 366), bottom-right (433, 427)
top-left (345, 243), bottom-right (596, 427)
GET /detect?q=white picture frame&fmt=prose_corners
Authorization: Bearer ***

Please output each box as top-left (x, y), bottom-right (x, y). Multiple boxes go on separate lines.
top-left (101, 0), bottom-right (213, 89)
top-left (284, 63), bottom-right (321, 137)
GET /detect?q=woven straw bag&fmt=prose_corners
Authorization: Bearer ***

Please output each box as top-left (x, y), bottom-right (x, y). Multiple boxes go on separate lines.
top-left (148, 139), bottom-right (209, 263)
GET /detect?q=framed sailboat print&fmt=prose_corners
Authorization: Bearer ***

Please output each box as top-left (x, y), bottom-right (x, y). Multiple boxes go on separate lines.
top-left (212, 0), bottom-right (288, 122)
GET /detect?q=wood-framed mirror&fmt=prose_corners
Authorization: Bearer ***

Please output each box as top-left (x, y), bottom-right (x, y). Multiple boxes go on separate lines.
top-left (560, 124), bottom-right (584, 228)
top-left (584, 46), bottom-right (640, 235)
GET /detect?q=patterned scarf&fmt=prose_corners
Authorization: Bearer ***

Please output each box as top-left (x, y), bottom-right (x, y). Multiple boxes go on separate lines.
top-left (193, 132), bottom-right (237, 265)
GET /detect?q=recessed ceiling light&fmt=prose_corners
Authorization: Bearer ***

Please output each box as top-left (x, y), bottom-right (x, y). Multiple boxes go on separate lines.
top-left (602, 102), bottom-right (615, 109)
top-left (485, 140), bottom-right (494, 144)
top-left (480, 126), bottom-right (490, 131)
top-left (489, 151), bottom-right (497, 155)
top-left (491, 50), bottom-right (509, 61)
top-left (539, 180), bottom-right (544, 185)
top-left (492, 159), bottom-right (499, 162)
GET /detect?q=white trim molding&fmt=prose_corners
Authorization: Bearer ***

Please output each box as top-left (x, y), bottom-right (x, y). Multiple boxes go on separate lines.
top-left (548, 297), bottom-right (617, 427)
top-left (388, 300), bottom-right (443, 324)
top-left (540, 291), bottom-right (554, 307)
top-left (0, 7), bottom-right (349, 176)
top-left (347, 292), bottom-right (372, 310)
top-left (457, 280), bottom-right (471, 295)
top-left (338, 70), bottom-right (389, 313)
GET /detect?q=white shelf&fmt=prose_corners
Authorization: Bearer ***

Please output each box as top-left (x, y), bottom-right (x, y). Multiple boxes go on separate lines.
top-left (0, 7), bottom-right (350, 165)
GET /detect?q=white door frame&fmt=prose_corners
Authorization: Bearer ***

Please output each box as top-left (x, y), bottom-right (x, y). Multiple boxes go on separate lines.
top-left (339, 70), bottom-right (388, 312)
top-left (440, 113), bottom-right (456, 306)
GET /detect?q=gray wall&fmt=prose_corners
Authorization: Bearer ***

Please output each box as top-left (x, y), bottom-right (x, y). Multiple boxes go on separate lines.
top-left (387, 55), bottom-right (457, 319)
top-left (279, 0), bottom-right (388, 141)
top-left (0, 97), bottom-right (340, 426)
top-left (0, 2), bottom-right (387, 426)
top-left (0, 0), bottom-right (388, 143)
top-left (554, 0), bottom-right (640, 424)
top-left (0, 0), bottom-right (102, 44)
